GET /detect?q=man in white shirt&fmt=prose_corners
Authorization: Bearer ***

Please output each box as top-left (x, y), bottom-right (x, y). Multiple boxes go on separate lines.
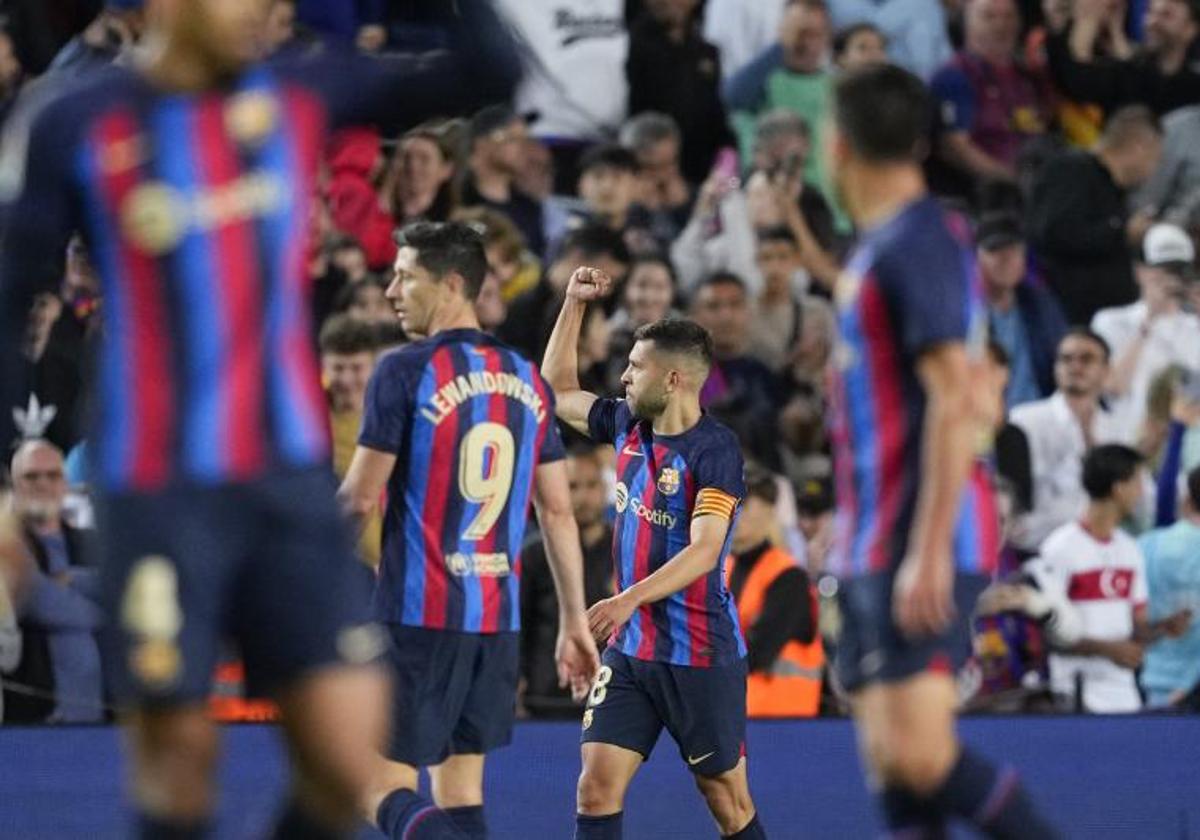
top-left (1039, 445), bottom-right (1191, 713)
top-left (1092, 223), bottom-right (1200, 446)
top-left (703, 0), bottom-right (787, 80)
top-left (1008, 329), bottom-right (1126, 551)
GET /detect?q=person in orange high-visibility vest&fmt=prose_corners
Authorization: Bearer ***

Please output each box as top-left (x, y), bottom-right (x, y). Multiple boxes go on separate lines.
top-left (727, 464), bottom-right (824, 717)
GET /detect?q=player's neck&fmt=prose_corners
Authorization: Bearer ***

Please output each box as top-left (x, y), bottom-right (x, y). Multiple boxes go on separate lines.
top-left (426, 301), bottom-right (480, 337)
top-left (138, 36), bottom-right (233, 93)
top-left (1081, 502), bottom-right (1121, 540)
top-left (651, 398), bottom-right (701, 437)
top-left (844, 165), bottom-right (927, 231)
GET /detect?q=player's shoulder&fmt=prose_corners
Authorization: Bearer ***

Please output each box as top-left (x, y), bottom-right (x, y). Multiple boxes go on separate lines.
top-left (871, 198), bottom-right (969, 279)
top-left (372, 340), bottom-right (435, 379)
top-left (690, 414), bottom-right (744, 459)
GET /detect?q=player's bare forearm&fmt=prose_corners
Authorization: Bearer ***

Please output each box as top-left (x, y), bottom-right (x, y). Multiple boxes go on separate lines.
top-left (337, 445), bottom-right (395, 539)
top-left (909, 345), bottom-right (978, 563)
top-left (543, 268), bottom-right (611, 434)
top-left (533, 464), bottom-right (589, 620)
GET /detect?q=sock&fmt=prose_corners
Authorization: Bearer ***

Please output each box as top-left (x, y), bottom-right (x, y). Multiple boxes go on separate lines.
top-left (877, 788), bottom-right (946, 839)
top-left (445, 805), bottom-right (486, 839)
top-left (575, 812), bottom-right (623, 840)
top-left (269, 797), bottom-right (340, 840)
top-left (931, 749), bottom-right (1057, 840)
top-left (723, 813), bottom-right (767, 839)
top-left (377, 789), bottom-right (466, 839)
top-left (136, 812), bottom-right (210, 840)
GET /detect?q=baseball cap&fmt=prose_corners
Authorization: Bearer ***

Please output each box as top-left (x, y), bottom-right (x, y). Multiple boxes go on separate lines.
top-left (1143, 223), bottom-right (1196, 270)
top-left (796, 475), bottom-right (833, 516)
top-left (975, 212), bottom-right (1023, 252)
top-left (468, 104), bottom-right (528, 146)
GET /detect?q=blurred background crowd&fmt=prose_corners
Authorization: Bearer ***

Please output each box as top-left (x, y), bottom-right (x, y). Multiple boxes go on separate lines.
top-left (2, 0), bottom-right (1200, 724)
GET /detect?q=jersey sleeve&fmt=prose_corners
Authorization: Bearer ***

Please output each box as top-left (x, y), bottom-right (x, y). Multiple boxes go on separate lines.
top-left (536, 376), bottom-right (566, 465)
top-left (358, 350), bottom-right (414, 453)
top-left (587, 397), bottom-right (632, 445)
top-left (879, 244), bottom-right (971, 357)
top-left (692, 438), bottom-right (746, 521)
top-left (930, 64), bottom-right (974, 134)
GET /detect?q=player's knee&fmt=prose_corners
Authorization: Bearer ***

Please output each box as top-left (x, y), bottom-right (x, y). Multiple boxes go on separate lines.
top-left (131, 712), bottom-right (219, 812)
top-left (872, 738), bottom-right (956, 796)
top-left (576, 768), bottom-right (625, 816)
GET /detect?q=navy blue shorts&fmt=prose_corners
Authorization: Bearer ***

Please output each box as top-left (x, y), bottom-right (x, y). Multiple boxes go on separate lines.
top-left (385, 625), bottom-right (519, 767)
top-left (97, 468), bottom-right (381, 707)
top-left (835, 571), bottom-right (990, 693)
top-left (581, 647), bottom-right (748, 777)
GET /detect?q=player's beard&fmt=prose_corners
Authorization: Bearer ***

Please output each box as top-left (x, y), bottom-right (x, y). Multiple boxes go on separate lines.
top-left (628, 386), bottom-right (668, 421)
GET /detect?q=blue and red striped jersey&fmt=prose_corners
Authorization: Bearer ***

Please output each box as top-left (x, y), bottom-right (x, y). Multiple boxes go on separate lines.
top-left (0, 0), bottom-right (519, 489)
top-left (588, 398), bottom-right (747, 667)
top-left (360, 329), bottom-right (565, 633)
top-left (828, 196), bottom-right (999, 579)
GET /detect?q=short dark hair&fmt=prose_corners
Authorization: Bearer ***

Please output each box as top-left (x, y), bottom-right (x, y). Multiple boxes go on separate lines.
top-left (695, 271), bottom-right (748, 297)
top-left (632, 318), bottom-right (714, 370)
top-left (394, 221), bottom-right (488, 300)
top-left (756, 226), bottom-right (799, 249)
top-left (555, 223), bottom-right (631, 266)
top-left (1099, 105), bottom-right (1162, 150)
top-left (1060, 326), bottom-right (1111, 362)
top-left (833, 21), bottom-right (885, 59)
top-left (833, 63), bottom-right (931, 163)
top-left (319, 313), bottom-right (377, 357)
top-left (579, 143), bottom-right (639, 176)
top-left (1081, 444), bottom-right (1144, 500)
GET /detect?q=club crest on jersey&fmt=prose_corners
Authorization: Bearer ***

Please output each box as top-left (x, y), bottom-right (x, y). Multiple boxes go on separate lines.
top-left (225, 91), bottom-right (278, 147)
top-left (657, 468), bottom-right (681, 497)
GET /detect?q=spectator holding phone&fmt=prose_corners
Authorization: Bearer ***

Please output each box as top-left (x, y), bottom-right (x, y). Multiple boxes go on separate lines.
top-left (1092, 224), bottom-right (1200, 447)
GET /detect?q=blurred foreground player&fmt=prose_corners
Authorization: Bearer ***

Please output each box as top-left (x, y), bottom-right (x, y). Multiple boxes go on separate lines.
top-left (338, 222), bottom-right (600, 840)
top-left (0, 1), bottom-right (518, 838)
top-left (544, 273), bottom-right (765, 840)
top-left (825, 64), bottom-right (1056, 838)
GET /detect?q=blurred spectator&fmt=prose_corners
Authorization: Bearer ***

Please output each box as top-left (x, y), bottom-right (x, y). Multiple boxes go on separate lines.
top-left (625, 0), bottom-right (735, 184)
top-left (380, 126), bottom-right (458, 229)
top-left (1139, 464), bottom-right (1200, 708)
top-left (311, 234), bottom-right (369, 330)
top-left (1028, 106), bottom-right (1163, 325)
top-left (747, 227), bottom-right (807, 371)
top-left (831, 22), bottom-right (890, 72)
top-left (672, 166), bottom-right (760, 296)
top-left (965, 478), bottom-right (1082, 712)
top-left (703, 0), bottom-right (787, 80)
top-left (319, 315), bottom-right (381, 567)
top-left (1046, 0), bottom-right (1200, 115)
top-left (744, 164), bottom-right (840, 292)
top-left (514, 136), bottom-right (556, 203)
top-left (45, 0), bottom-right (143, 79)
top-left (619, 112), bottom-right (694, 243)
top-left (498, 0), bottom-right (629, 191)
top-left (452, 206), bottom-right (541, 303)
top-left (1134, 104), bottom-right (1200, 231)
top-left (976, 212), bottom-right (1068, 408)
top-left (729, 464), bottom-right (823, 718)
top-left (1039, 444), bottom-right (1190, 713)
top-left (4, 441), bottom-right (103, 724)
top-left (930, 0), bottom-right (1053, 195)
top-left (463, 105), bottom-right (546, 258)
top-left (691, 272), bottom-right (786, 470)
top-left (1023, 0), bottom-right (1105, 148)
top-left (474, 272), bottom-right (508, 334)
top-left (498, 224), bottom-right (630, 361)
top-left (1092, 224), bottom-right (1200, 446)
top-left (725, 0), bottom-right (836, 209)
top-left (563, 144), bottom-right (661, 255)
top-left (519, 446), bottom-right (614, 717)
top-left (0, 573), bottom-right (18, 722)
top-left (326, 127), bottom-right (396, 271)
top-left (338, 274), bottom-right (395, 325)
top-left (829, 1), bottom-right (952, 80)
top-left (0, 23), bottom-right (26, 127)
top-left (606, 256), bottom-right (679, 386)
top-left (260, 0), bottom-right (297, 56)
top-left (1005, 329), bottom-right (1124, 551)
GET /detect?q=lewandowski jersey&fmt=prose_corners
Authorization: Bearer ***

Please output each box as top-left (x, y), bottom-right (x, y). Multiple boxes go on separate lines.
top-left (360, 329), bottom-right (565, 633)
top-left (828, 196), bottom-right (999, 579)
top-left (588, 398), bottom-right (747, 667)
top-left (0, 0), bottom-right (517, 491)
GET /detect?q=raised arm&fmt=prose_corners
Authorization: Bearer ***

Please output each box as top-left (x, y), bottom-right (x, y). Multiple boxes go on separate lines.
top-left (541, 267), bottom-right (612, 435)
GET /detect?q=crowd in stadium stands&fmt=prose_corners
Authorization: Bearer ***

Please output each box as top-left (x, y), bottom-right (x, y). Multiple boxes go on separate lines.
top-left (4, 0), bottom-right (1200, 723)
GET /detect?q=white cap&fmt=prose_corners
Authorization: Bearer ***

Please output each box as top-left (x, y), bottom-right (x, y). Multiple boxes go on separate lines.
top-left (1143, 223), bottom-right (1196, 267)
